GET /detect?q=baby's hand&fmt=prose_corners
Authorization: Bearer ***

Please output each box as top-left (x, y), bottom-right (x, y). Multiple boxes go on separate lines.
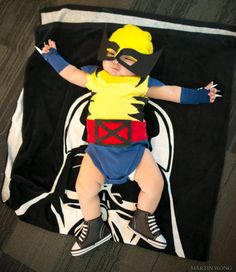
top-left (42, 39), bottom-right (57, 53)
top-left (205, 81), bottom-right (220, 103)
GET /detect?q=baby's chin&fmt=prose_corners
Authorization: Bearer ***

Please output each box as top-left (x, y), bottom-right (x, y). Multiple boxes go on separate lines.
top-left (104, 68), bottom-right (135, 77)
top-left (104, 67), bottom-right (121, 76)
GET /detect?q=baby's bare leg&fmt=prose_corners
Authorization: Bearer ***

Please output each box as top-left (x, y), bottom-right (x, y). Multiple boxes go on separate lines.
top-left (128, 149), bottom-right (167, 248)
top-left (73, 154), bottom-right (111, 255)
top-left (76, 153), bottom-right (105, 221)
top-left (134, 148), bottom-right (164, 214)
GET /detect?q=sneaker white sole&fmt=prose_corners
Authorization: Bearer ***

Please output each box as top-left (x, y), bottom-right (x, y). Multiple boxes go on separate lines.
top-left (71, 233), bottom-right (112, 256)
top-left (127, 225), bottom-right (167, 249)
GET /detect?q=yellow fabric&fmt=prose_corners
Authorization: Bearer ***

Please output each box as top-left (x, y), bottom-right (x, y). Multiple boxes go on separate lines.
top-left (109, 24), bottom-right (153, 55)
top-left (86, 70), bottom-right (149, 121)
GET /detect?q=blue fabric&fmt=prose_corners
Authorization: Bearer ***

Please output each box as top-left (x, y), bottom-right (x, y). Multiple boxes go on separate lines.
top-left (42, 48), bottom-right (69, 73)
top-left (180, 87), bottom-right (210, 104)
top-left (148, 76), bottom-right (164, 87)
top-left (81, 65), bottom-right (97, 74)
top-left (86, 141), bottom-right (148, 184)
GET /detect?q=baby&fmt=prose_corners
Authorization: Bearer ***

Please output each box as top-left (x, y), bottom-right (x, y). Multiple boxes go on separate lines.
top-left (39, 24), bottom-right (217, 256)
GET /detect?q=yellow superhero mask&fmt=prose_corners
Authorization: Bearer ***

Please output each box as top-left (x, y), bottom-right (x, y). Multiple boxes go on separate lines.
top-left (97, 24), bottom-right (162, 78)
top-left (109, 24), bottom-right (153, 55)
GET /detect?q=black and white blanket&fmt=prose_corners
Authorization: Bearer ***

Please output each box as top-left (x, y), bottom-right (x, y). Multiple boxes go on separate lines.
top-left (2, 5), bottom-right (236, 260)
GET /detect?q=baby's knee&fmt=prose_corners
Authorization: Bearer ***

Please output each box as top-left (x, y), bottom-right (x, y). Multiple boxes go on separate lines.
top-left (75, 175), bottom-right (102, 197)
top-left (156, 175), bottom-right (164, 190)
top-left (75, 176), bottom-right (87, 195)
top-left (144, 176), bottom-right (164, 195)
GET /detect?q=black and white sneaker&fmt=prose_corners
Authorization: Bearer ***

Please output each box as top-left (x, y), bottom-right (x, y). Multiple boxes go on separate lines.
top-left (71, 216), bottom-right (112, 256)
top-left (128, 209), bottom-right (167, 249)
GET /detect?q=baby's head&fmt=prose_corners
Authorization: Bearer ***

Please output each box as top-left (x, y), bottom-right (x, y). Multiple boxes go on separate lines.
top-left (98, 24), bottom-right (159, 77)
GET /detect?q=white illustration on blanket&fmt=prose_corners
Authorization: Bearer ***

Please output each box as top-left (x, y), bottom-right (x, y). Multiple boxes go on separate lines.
top-left (3, 91), bottom-right (184, 257)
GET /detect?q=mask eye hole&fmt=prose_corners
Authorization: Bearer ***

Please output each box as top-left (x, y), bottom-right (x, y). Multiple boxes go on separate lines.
top-left (119, 55), bottom-right (137, 66)
top-left (106, 48), bottom-right (116, 58)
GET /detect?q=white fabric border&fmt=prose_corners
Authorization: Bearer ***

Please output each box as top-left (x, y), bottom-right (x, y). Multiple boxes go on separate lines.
top-left (41, 8), bottom-right (236, 37)
top-left (2, 89), bottom-right (24, 202)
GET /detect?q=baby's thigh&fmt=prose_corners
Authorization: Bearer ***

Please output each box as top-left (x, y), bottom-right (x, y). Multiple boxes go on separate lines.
top-left (76, 153), bottom-right (105, 192)
top-left (134, 149), bottom-right (163, 191)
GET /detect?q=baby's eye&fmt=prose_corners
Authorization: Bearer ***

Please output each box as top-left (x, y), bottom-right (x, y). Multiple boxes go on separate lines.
top-left (106, 49), bottom-right (116, 57)
top-left (120, 55), bottom-right (137, 66)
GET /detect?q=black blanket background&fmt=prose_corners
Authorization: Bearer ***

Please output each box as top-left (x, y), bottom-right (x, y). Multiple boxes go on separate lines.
top-left (2, 6), bottom-right (236, 260)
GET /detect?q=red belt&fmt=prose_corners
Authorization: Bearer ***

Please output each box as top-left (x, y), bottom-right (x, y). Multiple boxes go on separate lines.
top-left (86, 119), bottom-right (148, 146)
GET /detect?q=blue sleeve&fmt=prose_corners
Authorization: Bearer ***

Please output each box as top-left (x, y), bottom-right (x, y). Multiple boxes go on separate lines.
top-left (148, 77), bottom-right (165, 87)
top-left (80, 65), bottom-right (98, 74)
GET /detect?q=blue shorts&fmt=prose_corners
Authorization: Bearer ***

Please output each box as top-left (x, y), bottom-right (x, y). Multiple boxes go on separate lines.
top-left (86, 141), bottom-right (148, 184)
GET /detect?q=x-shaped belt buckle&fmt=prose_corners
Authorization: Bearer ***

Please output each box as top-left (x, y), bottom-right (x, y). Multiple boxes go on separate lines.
top-left (95, 120), bottom-right (132, 146)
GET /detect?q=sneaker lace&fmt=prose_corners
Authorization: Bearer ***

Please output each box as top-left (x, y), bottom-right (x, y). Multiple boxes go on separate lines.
top-left (148, 215), bottom-right (160, 236)
top-left (78, 222), bottom-right (88, 243)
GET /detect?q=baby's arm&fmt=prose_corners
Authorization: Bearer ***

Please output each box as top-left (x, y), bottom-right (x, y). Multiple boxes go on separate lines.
top-left (40, 39), bottom-right (87, 87)
top-left (146, 82), bottom-right (218, 104)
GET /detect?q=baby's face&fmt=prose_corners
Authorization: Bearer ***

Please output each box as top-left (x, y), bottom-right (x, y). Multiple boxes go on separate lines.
top-left (102, 49), bottom-right (136, 77)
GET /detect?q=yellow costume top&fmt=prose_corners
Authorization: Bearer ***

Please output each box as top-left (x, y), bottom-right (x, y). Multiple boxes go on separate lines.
top-left (86, 70), bottom-right (149, 122)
